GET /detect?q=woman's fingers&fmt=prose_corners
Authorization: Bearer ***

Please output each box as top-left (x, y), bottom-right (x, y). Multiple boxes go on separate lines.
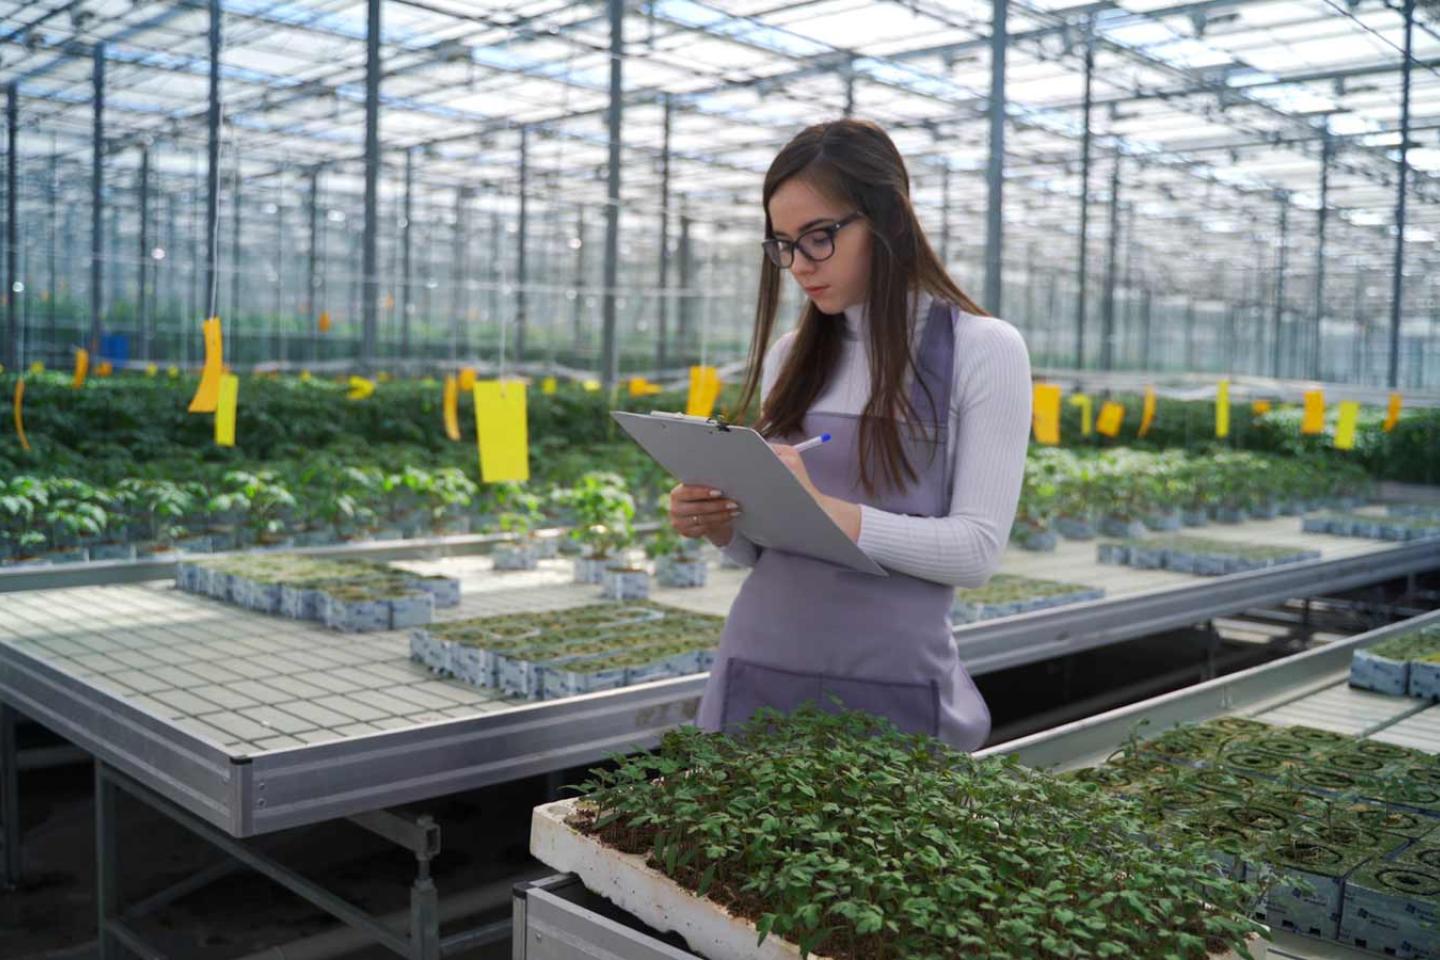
top-left (668, 484), bottom-right (739, 538)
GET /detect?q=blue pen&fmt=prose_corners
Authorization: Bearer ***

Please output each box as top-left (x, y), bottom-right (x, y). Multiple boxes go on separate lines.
top-left (791, 433), bottom-right (831, 454)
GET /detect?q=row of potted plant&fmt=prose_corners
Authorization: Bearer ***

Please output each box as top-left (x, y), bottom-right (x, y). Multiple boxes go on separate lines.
top-left (1068, 717), bottom-right (1440, 956)
top-left (950, 574), bottom-right (1105, 623)
top-left (409, 600), bottom-right (723, 700)
top-left (1096, 535), bottom-right (1322, 576)
top-left (0, 465), bottom-right (486, 565)
top-left (1350, 626), bottom-right (1440, 700)
top-left (1301, 512), bottom-right (1440, 542)
top-left (1013, 449), bottom-right (1372, 551)
top-left (175, 553), bottom-right (461, 632)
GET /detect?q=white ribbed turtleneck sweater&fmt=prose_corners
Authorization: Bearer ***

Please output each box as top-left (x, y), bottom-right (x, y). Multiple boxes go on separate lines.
top-left (719, 291), bottom-right (1032, 588)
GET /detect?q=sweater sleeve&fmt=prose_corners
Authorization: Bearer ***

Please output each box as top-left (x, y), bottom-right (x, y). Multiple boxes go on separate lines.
top-left (854, 318), bottom-right (1032, 588)
top-left (718, 332), bottom-right (797, 568)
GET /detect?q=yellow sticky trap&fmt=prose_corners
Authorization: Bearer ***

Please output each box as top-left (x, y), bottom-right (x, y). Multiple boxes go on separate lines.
top-left (299, 369), bottom-right (312, 382)
top-left (458, 367), bottom-right (477, 392)
top-left (1301, 390), bottom-right (1326, 435)
top-left (1251, 400), bottom-right (1272, 415)
top-left (1383, 393), bottom-right (1402, 432)
top-left (14, 377), bottom-right (30, 452)
top-left (442, 375), bottom-right (461, 441)
top-left (145, 363), bottom-right (158, 377)
top-left (1096, 402), bottom-right (1125, 438)
top-left (188, 317), bottom-right (224, 413)
top-left (346, 375), bottom-right (375, 400)
top-left (96, 360), bottom-right (113, 378)
top-left (28, 361), bottom-right (44, 375)
top-left (686, 366), bottom-right (722, 417)
top-left (214, 373), bottom-right (239, 447)
top-left (1215, 380), bottom-right (1231, 439)
top-left (318, 311), bottom-right (332, 333)
top-left (541, 376), bottom-right (558, 395)
top-left (1068, 393), bottom-right (1093, 437)
top-left (72, 348), bottom-right (89, 389)
top-left (1032, 384), bottom-right (1061, 445)
top-left (1334, 400), bottom-right (1360, 450)
top-left (581, 379), bottom-right (601, 392)
top-left (167, 365), bottom-right (179, 379)
top-left (1138, 387), bottom-right (1156, 438)
top-left (473, 379), bottom-right (529, 483)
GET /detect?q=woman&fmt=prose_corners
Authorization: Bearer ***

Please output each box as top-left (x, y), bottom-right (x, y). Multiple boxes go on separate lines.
top-left (668, 119), bottom-right (1031, 752)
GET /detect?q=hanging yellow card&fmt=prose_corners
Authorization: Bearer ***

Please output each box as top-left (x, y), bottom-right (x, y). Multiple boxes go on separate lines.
top-left (1138, 386), bottom-right (1156, 438)
top-left (145, 363), bottom-right (158, 377)
top-left (1251, 400), bottom-right (1272, 415)
top-left (686, 366), bottom-right (722, 417)
top-left (1334, 401), bottom-right (1360, 450)
top-left (1215, 380), bottom-right (1231, 439)
top-left (318, 310), bottom-right (332, 333)
top-left (96, 360), bottom-right (113, 378)
top-left (581, 379), bottom-right (601, 392)
top-left (1032, 384), bottom-right (1061, 445)
top-left (188, 317), bottom-right (224, 413)
top-left (1301, 390), bottom-right (1325, 435)
top-left (473, 380), bottom-right (529, 483)
top-left (443, 375), bottom-right (461, 441)
top-left (1096, 401), bottom-right (1125, 438)
top-left (1383, 393), bottom-right (1402, 433)
top-left (346, 375), bottom-right (375, 400)
top-left (541, 376), bottom-right (557, 395)
top-left (72, 348), bottom-right (89, 389)
top-left (215, 373), bottom-right (239, 447)
top-left (14, 377), bottom-right (29, 452)
top-left (458, 367), bottom-right (477, 392)
top-left (28, 361), bottom-right (43, 375)
top-left (1068, 393), bottom-right (1093, 437)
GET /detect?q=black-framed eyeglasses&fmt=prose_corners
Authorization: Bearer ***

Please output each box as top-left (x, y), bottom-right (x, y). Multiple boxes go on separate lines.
top-left (760, 212), bottom-right (863, 268)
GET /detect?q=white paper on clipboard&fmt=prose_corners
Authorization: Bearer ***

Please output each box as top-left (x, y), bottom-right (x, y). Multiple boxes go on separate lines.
top-left (611, 411), bottom-right (888, 577)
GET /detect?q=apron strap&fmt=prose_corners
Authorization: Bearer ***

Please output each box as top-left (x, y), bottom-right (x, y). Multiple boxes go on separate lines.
top-left (908, 298), bottom-right (957, 431)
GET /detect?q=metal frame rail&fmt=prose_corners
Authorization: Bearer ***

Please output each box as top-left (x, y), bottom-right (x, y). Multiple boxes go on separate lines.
top-left (510, 608), bottom-right (1440, 960)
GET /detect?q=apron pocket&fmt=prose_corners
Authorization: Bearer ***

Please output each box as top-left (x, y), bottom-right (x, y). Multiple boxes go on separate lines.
top-left (720, 657), bottom-right (822, 734)
top-left (720, 656), bottom-right (940, 740)
top-left (822, 674), bottom-right (940, 740)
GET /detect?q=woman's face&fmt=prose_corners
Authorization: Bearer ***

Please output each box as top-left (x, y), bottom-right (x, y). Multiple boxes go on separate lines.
top-left (767, 177), bottom-right (870, 316)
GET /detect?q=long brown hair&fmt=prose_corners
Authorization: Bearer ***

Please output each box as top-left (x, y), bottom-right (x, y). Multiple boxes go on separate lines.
top-left (734, 119), bottom-right (988, 498)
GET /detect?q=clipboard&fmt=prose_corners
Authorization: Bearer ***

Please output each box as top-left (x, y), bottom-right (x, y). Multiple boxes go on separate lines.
top-left (612, 410), bottom-right (888, 577)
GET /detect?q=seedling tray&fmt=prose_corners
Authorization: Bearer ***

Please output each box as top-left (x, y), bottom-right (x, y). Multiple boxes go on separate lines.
top-left (531, 797), bottom-right (1267, 960)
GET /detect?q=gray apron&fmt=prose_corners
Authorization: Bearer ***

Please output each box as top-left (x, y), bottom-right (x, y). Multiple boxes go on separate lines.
top-left (696, 298), bottom-right (992, 751)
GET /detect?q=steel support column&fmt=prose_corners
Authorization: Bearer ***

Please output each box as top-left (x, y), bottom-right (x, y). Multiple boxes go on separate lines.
top-left (939, 163), bottom-right (951, 266)
top-left (516, 125), bottom-right (528, 365)
top-left (1388, 0), bottom-right (1415, 390)
top-left (1272, 193), bottom-right (1290, 379)
top-left (204, 2), bottom-right (220, 323)
top-left (983, 0), bottom-right (1008, 316)
top-left (5, 84), bottom-right (17, 371)
top-left (1074, 24), bottom-right (1094, 369)
top-left (401, 147), bottom-right (413, 358)
top-left (307, 167), bottom-right (320, 364)
top-left (656, 95), bottom-right (671, 372)
top-left (600, 0), bottom-right (623, 390)
top-left (1100, 152), bottom-right (1121, 372)
top-left (138, 145), bottom-right (150, 362)
top-left (91, 43), bottom-right (105, 351)
top-left (1312, 127), bottom-right (1331, 380)
top-left (361, 0), bottom-right (381, 368)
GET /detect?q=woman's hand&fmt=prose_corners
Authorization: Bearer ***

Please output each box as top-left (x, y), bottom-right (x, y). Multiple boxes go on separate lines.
top-left (668, 483), bottom-right (741, 547)
top-left (769, 444), bottom-right (863, 543)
